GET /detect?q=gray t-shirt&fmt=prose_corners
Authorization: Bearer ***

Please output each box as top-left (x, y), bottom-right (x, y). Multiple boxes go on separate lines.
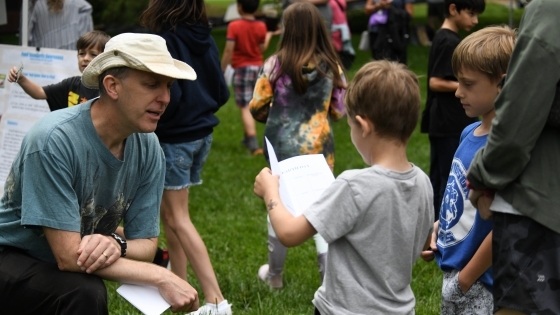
top-left (303, 164), bottom-right (433, 315)
top-left (0, 100), bottom-right (165, 263)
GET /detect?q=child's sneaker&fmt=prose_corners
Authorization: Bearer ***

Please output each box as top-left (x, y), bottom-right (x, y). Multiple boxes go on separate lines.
top-left (188, 300), bottom-right (232, 315)
top-left (257, 264), bottom-right (283, 289)
top-left (241, 136), bottom-right (263, 155)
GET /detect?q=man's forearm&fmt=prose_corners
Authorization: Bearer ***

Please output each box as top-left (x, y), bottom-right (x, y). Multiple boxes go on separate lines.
top-left (126, 237), bottom-right (158, 262)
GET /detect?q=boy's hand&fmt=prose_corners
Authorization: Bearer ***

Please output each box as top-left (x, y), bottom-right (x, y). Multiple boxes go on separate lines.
top-left (254, 167), bottom-right (279, 200)
top-left (7, 66), bottom-right (22, 83)
top-left (469, 189), bottom-right (494, 220)
top-left (420, 224), bottom-right (438, 262)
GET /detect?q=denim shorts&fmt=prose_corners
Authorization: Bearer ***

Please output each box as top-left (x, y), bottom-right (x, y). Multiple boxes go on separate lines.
top-left (160, 134), bottom-right (212, 190)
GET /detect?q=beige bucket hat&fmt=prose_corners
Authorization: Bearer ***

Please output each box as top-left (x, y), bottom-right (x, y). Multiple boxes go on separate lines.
top-left (82, 33), bottom-right (197, 88)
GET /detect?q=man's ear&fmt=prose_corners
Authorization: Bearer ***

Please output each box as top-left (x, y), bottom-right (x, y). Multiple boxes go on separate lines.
top-left (355, 115), bottom-right (372, 138)
top-left (102, 75), bottom-right (120, 100)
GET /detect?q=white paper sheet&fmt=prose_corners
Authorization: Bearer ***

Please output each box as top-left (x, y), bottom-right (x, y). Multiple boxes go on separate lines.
top-left (265, 137), bottom-right (335, 216)
top-left (117, 284), bottom-right (170, 315)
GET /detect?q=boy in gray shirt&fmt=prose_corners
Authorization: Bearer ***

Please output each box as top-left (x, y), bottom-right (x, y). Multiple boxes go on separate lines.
top-left (254, 60), bottom-right (433, 315)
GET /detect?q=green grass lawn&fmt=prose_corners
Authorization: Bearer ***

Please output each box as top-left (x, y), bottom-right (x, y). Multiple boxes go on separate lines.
top-left (103, 3), bottom-right (520, 314)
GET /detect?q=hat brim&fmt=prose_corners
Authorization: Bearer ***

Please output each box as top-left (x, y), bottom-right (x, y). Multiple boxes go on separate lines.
top-left (81, 50), bottom-right (197, 89)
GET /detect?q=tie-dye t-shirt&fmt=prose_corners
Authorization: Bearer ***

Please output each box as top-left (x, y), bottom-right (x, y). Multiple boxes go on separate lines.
top-left (249, 55), bottom-right (346, 167)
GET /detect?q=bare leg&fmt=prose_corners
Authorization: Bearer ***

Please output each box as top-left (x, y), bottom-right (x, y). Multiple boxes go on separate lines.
top-left (240, 106), bottom-right (256, 137)
top-left (161, 217), bottom-right (187, 279)
top-left (160, 188), bottom-right (224, 304)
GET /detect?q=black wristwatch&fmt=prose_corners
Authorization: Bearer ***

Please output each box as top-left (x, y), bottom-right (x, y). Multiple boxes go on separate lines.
top-left (111, 233), bottom-right (127, 257)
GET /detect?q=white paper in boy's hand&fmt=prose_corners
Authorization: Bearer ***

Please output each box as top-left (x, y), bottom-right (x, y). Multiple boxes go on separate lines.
top-left (265, 137), bottom-right (297, 215)
top-left (117, 284), bottom-right (170, 315)
top-left (264, 137), bottom-right (335, 217)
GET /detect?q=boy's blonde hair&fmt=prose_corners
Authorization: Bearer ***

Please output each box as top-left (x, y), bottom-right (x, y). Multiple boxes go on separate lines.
top-left (345, 60), bottom-right (420, 144)
top-left (452, 25), bottom-right (517, 82)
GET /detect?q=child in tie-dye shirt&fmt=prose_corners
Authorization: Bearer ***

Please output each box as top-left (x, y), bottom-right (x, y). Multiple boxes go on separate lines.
top-left (249, 1), bottom-right (346, 289)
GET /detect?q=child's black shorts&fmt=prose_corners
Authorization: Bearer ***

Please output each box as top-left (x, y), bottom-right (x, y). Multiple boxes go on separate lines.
top-left (493, 212), bottom-right (560, 314)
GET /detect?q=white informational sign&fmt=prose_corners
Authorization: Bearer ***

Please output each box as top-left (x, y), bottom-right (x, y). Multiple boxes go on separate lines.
top-left (0, 44), bottom-right (80, 191)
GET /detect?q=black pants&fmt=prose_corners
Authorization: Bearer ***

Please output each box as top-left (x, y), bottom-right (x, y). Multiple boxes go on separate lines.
top-left (0, 247), bottom-right (108, 315)
top-left (429, 136), bottom-right (460, 221)
top-left (314, 307), bottom-right (321, 315)
top-left (493, 213), bottom-right (560, 314)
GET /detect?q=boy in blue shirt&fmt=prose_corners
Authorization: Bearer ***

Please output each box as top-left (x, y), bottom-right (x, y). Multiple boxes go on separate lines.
top-left (254, 60), bottom-right (433, 314)
top-left (421, 26), bottom-right (517, 314)
top-left (420, 0), bottom-right (485, 220)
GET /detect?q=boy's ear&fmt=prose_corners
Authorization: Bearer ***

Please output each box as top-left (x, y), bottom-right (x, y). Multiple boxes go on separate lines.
top-left (355, 115), bottom-right (372, 138)
top-left (497, 74), bottom-right (506, 92)
top-left (448, 3), bottom-right (458, 16)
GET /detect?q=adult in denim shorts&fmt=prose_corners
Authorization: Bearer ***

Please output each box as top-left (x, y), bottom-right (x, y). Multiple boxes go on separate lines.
top-left (160, 136), bottom-right (213, 190)
top-left (141, 0), bottom-right (232, 312)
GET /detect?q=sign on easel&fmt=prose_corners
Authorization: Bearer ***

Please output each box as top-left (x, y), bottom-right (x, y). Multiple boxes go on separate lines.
top-left (0, 44), bottom-right (80, 191)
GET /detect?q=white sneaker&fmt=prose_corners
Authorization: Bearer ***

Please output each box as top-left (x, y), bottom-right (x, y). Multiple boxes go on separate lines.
top-left (188, 300), bottom-right (232, 315)
top-left (257, 264), bottom-right (283, 289)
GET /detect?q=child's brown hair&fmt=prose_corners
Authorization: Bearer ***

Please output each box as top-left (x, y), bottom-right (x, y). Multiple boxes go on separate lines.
top-left (345, 60), bottom-right (420, 143)
top-left (452, 25), bottom-right (517, 82)
top-left (76, 30), bottom-right (111, 52)
top-left (273, 2), bottom-right (344, 95)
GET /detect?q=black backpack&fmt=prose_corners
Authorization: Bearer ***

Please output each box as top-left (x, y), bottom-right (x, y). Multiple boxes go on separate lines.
top-left (372, 6), bottom-right (411, 63)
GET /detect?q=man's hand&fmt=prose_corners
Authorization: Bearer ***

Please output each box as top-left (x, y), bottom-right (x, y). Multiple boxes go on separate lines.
top-left (254, 167), bottom-right (279, 200)
top-left (469, 189), bottom-right (494, 220)
top-left (77, 234), bottom-right (121, 273)
top-left (158, 274), bottom-right (199, 313)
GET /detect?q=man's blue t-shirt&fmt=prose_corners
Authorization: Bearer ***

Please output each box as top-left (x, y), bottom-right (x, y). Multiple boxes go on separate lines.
top-left (0, 100), bottom-right (165, 263)
top-left (435, 122), bottom-right (493, 291)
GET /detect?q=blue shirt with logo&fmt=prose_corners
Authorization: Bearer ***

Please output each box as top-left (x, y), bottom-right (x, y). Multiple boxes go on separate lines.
top-left (435, 122), bottom-right (493, 291)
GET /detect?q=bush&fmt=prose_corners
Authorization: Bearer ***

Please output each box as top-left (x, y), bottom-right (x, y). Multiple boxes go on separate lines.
top-left (347, 9), bottom-right (369, 34)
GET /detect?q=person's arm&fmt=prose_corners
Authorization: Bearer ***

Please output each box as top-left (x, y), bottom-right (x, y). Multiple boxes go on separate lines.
top-left (44, 228), bottom-right (198, 313)
top-left (254, 168), bottom-right (317, 246)
top-left (7, 66), bottom-right (47, 99)
top-left (328, 67), bottom-right (347, 121)
top-left (249, 57), bottom-right (276, 122)
top-left (429, 77), bottom-right (459, 93)
top-left (77, 2), bottom-right (94, 38)
top-left (365, 0), bottom-right (391, 15)
top-left (404, 2), bottom-right (414, 17)
top-left (261, 31), bottom-right (280, 53)
top-left (221, 40), bottom-right (235, 72)
top-left (467, 2), bottom-right (560, 191)
top-left (458, 231), bottom-right (492, 293)
top-left (420, 220), bottom-right (438, 262)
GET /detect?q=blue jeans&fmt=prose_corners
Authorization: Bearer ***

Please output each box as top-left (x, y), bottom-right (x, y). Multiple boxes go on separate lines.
top-left (160, 135), bottom-right (213, 190)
